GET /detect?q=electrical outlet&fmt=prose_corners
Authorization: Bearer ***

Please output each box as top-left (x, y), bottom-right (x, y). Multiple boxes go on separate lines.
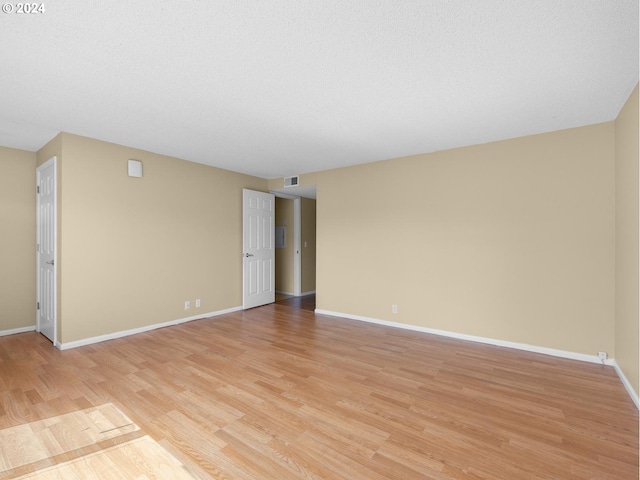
top-left (195, 299), bottom-right (201, 308)
top-left (185, 301), bottom-right (190, 310)
top-left (392, 304), bottom-right (398, 314)
top-left (597, 351), bottom-right (608, 362)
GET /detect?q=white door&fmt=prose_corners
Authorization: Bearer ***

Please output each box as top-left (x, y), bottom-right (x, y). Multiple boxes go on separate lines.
top-left (243, 189), bottom-right (275, 309)
top-left (37, 157), bottom-right (56, 343)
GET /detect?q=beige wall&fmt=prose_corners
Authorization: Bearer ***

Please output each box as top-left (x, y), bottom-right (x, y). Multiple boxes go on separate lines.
top-left (301, 197), bottom-right (316, 293)
top-left (614, 83), bottom-right (639, 396)
top-left (315, 123), bottom-right (616, 356)
top-left (42, 133), bottom-right (266, 344)
top-left (0, 108), bottom-right (631, 381)
top-left (0, 146), bottom-right (37, 331)
top-left (275, 197), bottom-right (295, 293)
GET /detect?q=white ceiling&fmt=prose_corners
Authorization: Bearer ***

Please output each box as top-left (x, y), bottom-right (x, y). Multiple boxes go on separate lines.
top-left (1, 1), bottom-right (637, 179)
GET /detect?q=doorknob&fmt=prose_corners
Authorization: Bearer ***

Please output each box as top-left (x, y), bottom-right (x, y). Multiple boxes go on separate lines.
top-left (245, 253), bottom-right (254, 257)
top-left (45, 260), bottom-right (54, 265)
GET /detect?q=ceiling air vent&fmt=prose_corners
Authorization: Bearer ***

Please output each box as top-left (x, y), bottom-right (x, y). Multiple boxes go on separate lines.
top-left (284, 175), bottom-right (299, 188)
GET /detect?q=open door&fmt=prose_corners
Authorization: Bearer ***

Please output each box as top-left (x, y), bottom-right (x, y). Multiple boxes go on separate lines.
top-left (242, 189), bottom-right (275, 309)
top-left (36, 157), bottom-right (56, 344)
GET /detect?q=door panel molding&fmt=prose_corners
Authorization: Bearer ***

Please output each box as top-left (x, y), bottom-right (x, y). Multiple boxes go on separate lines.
top-left (36, 156), bottom-right (57, 345)
top-left (243, 189), bottom-right (275, 309)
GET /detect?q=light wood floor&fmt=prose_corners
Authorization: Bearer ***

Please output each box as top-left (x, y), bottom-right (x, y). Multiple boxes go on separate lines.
top-left (0, 300), bottom-right (637, 479)
top-left (0, 403), bottom-right (196, 479)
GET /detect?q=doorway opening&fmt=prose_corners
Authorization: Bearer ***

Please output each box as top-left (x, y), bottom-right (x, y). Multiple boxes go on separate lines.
top-left (272, 188), bottom-right (316, 310)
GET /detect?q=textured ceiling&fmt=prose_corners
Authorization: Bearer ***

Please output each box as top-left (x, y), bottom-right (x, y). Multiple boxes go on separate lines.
top-left (0, 1), bottom-right (637, 179)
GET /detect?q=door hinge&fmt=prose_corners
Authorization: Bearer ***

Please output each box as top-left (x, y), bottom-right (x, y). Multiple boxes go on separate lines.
top-left (37, 302), bottom-right (40, 310)
top-left (37, 243), bottom-right (40, 252)
top-left (37, 185), bottom-right (40, 194)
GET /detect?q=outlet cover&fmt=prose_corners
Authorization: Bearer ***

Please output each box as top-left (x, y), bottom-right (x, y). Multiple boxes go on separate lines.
top-left (185, 301), bottom-right (191, 310)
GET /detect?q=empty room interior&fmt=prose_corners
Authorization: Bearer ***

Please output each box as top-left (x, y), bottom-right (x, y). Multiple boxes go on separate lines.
top-left (0, 2), bottom-right (639, 479)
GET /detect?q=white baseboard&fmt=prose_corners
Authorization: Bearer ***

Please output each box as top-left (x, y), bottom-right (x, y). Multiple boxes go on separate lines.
top-left (314, 309), bottom-right (616, 367)
top-left (0, 326), bottom-right (36, 337)
top-left (276, 290), bottom-right (296, 296)
top-left (315, 309), bottom-right (640, 409)
top-left (58, 306), bottom-right (242, 351)
top-left (611, 360), bottom-right (640, 409)
top-left (301, 290), bottom-right (316, 296)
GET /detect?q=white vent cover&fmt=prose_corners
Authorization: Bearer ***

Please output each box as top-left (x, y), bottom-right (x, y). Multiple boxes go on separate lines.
top-left (284, 175), bottom-right (299, 187)
top-left (128, 159), bottom-right (143, 178)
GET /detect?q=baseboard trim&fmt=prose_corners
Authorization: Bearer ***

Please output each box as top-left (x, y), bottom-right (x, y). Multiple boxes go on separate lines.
top-left (58, 306), bottom-right (243, 351)
top-left (611, 360), bottom-right (640, 409)
top-left (317, 309), bottom-right (640, 410)
top-left (314, 309), bottom-right (616, 367)
top-left (301, 290), bottom-right (316, 296)
top-left (0, 326), bottom-right (36, 337)
top-left (276, 290), bottom-right (295, 296)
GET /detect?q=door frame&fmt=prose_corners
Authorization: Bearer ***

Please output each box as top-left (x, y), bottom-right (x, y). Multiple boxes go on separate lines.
top-left (272, 192), bottom-right (301, 296)
top-left (36, 156), bottom-right (57, 346)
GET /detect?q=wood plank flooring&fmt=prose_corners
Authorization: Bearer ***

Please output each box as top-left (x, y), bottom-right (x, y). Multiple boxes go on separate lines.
top-left (0, 403), bottom-right (138, 473)
top-left (0, 403), bottom-right (196, 479)
top-left (0, 300), bottom-right (637, 479)
top-left (15, 436), bottom-right (197, 479)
